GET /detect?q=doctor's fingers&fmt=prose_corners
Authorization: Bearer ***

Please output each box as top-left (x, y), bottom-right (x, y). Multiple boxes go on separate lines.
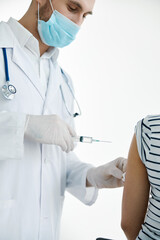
top-left (60, 140), bottom-right (68, 152)
top-left (63, 134), bottom-right (75, 153)
top-left (56, 130), bottom-right (74, 152)
top-left (60, 140), bottom-right (74, 153)
top-left (112, 178), bottom-right (124, 188)
top-left (115, 157), bottom-right (127, 171)
top-left (122, 158), bottom-right (128, 172)
top-left (105, 178), bottom-right (124, 188)
top-left (109, 165), bottom-right (123, 179)
top-left (67, 124), bottom-right (77, 137)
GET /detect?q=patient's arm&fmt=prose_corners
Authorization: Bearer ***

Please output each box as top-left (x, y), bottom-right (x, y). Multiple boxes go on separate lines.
top-left (121, 134), bottom-right (150, 240)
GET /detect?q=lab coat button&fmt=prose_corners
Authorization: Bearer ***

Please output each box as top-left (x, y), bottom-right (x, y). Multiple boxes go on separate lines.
top-left (44, 158), bottom-right (48, 164)
top-left (44, 158), bottom-right (51, 164)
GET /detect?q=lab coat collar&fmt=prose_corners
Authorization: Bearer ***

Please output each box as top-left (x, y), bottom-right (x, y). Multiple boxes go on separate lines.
top-left (44, 47), bottom-right (59, 62)
top-left (12, 45), bottom-right (46, 100)
top-left (0, 21), bottom-right (45, 100)
top-left (0, 21), bottom-right (62, 101)
top-left (7, 17), bottom-right (60, 61)
top-left (7, 18), bottom-right (33, 50)
top-left (0, 21), bottom-right (15, 48)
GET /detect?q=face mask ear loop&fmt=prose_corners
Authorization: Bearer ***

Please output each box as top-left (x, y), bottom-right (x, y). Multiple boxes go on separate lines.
top-left (38, 2), bottom-right (40, 20)
top-left (49, 0), bottom-right (54, 12)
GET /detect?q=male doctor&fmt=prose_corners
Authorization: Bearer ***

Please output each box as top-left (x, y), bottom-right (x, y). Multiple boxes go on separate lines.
top-left (0, 0), bottom-right (126, 239)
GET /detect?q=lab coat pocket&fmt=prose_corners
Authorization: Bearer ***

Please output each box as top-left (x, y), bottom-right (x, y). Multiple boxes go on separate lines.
top-left (59, 195), bottom-right (65, 218)
top-left (0, 199), bottom-right (15, 209)
top-left (56, 196), bottom-right (65, 239)
top-left (0, 199), bottom-right (15, 224)
top-left (0, 199), bottom-right (17, 236)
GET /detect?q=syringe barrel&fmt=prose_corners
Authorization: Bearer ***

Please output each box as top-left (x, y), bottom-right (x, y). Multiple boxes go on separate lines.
top-left (80, 136), bottom-right (92, 143)
top-left (73, 136), bottom-right (92, 143)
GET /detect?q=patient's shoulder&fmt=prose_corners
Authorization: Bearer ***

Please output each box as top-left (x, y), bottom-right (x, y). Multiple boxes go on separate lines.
top-left (135, 114), bottom-right (160, 167)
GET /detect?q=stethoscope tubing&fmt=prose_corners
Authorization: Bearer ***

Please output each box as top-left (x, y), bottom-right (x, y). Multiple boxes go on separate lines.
top-left (2, 48), bottom-right (81, 117)
top-left (60, 68), bottom-right (82, 117)
top-left (2, 48), bottom-right (10, 82)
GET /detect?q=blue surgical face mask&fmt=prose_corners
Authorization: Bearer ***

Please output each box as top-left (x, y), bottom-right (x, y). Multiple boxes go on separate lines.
top-left (37, 0), bottom-right (80, 48)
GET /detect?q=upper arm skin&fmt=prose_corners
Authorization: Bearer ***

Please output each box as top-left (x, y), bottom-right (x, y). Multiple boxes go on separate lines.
top-left (121, 134), bottom-right (150, 240)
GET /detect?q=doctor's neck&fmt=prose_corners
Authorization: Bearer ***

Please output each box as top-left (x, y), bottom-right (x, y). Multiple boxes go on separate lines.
top-left (19, 1), bottom-right (51, 56)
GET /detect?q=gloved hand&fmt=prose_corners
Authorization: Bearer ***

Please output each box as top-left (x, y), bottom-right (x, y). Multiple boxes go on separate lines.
top-left (86, 157), bottom-right (127, 188)
top-left (25, 114), bottom-right (76, 153)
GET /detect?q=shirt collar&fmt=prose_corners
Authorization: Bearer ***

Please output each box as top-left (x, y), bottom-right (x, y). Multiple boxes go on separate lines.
top-left (7, 17), bottom-right (59, 61)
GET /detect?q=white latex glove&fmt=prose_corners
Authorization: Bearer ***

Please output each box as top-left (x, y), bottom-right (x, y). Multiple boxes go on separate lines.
top-left (25, 114), bottom-right (76, 153)
top-left (86, 157), bottom-right (127, 188)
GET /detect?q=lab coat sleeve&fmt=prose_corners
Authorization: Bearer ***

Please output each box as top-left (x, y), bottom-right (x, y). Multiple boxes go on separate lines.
top-left (0, 111), bottom-right (26, 160)
top-left (61, 68), bottom-right (98, 205)
top-left (66, 151), bottom-right (98, 206)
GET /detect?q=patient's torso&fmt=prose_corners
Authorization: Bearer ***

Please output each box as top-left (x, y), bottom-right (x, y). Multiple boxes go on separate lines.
top-left (135, 115), bottom-right (160, 240)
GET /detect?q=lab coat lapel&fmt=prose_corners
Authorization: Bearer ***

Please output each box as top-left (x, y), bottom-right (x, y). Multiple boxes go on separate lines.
top-left (12, 45), bottom-right (45, 101)
top-left (42, 61), bottom-right (63, 114)
top-left (0, 21), bottom-right (45, 100)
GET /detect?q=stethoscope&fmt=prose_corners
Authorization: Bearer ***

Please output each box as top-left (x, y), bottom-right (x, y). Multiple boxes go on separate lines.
top-left (2, 48), bottom-right (81, 118)
top-left (2, 48), bottom-right (17, 100)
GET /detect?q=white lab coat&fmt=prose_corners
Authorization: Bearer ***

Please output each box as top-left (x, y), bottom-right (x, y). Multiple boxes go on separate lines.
top-left (0, 21), bottom-right (98, 240)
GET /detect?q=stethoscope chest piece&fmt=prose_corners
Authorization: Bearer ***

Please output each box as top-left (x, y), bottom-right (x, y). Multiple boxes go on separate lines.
top-left (2, 84), bottom-right (17, 100)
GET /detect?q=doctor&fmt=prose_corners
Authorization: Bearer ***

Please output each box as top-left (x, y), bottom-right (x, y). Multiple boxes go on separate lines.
top-left (0, 0), bottom-right (126, 239)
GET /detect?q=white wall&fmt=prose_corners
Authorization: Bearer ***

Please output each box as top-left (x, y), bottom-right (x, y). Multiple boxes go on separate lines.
top-left (1, 0), bottom-right (160, 239)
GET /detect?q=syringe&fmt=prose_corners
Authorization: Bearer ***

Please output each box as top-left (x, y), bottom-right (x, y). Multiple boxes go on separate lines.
top-left (73, 136), bottom-right (112, 144)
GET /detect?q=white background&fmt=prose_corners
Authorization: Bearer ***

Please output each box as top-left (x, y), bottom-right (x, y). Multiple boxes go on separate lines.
top-left (1, 0), bottom-right (160, 239)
